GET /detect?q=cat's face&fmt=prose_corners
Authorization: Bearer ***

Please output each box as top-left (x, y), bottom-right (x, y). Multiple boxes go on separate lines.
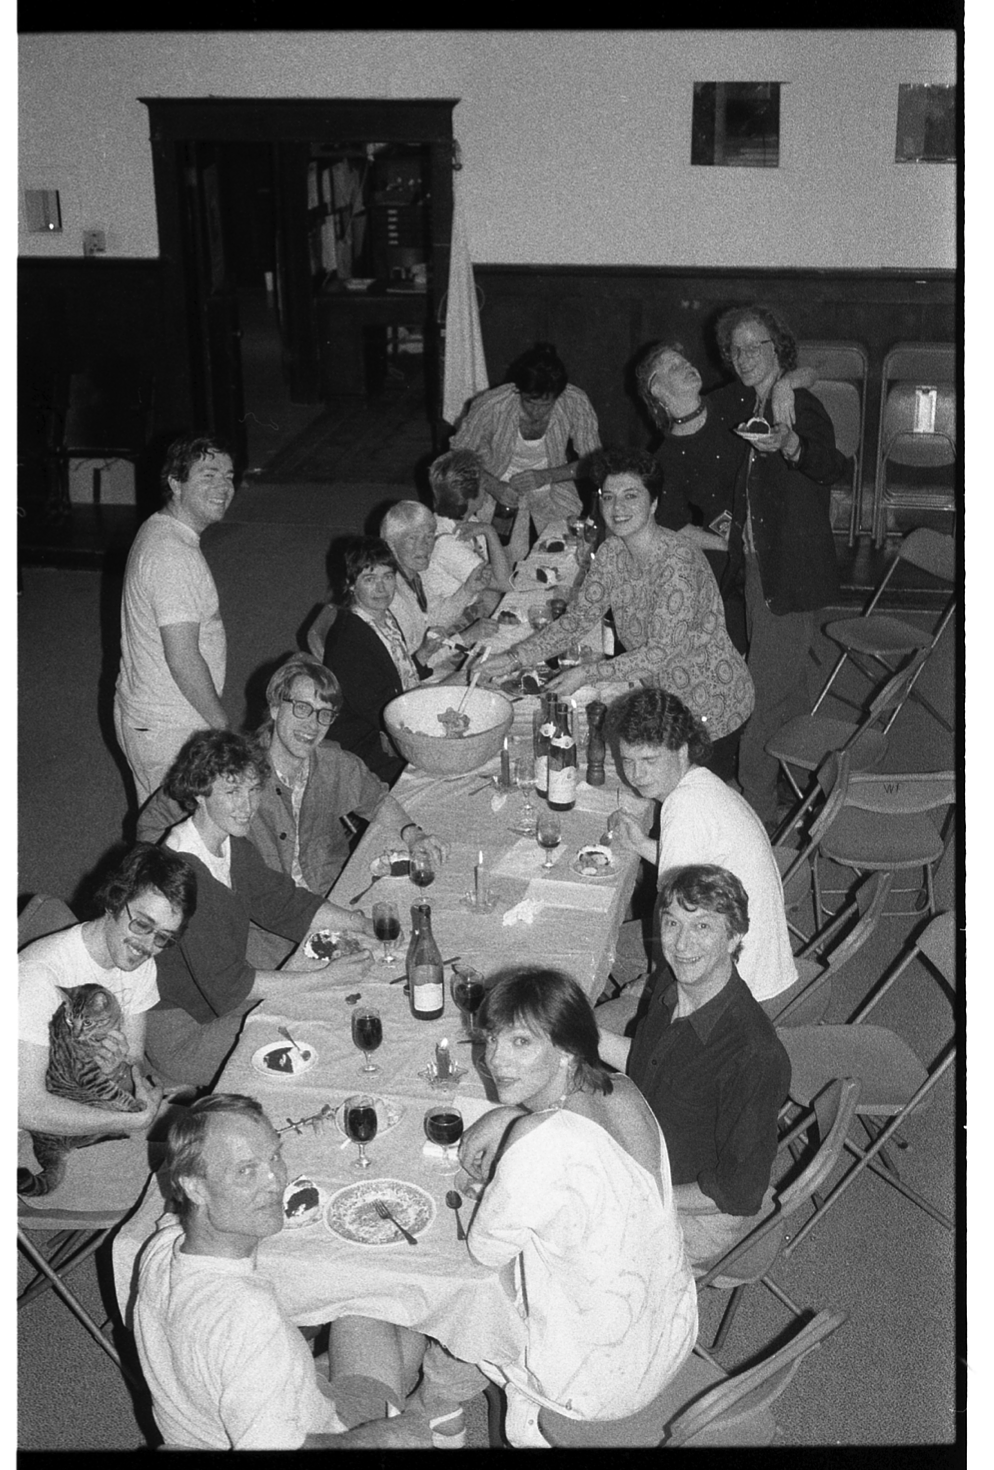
top-left (57, 983), bottom-right (123, 1040)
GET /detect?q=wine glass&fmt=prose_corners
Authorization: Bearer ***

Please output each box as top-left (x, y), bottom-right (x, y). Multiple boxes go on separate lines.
top-left (351, 1006), bottom-right (382, 1074)
top-left (451, 965), bottom-right (486, 1028)
top-left (536, 811), bottom-right (562, 869)
top-left (410, 851), bottom-right (435, 889)
top-left (343, 1093), bottom-right (378, 1169)
top-left (424, 1104), bottom-right (464, 1174)
top-left (511, 755), bottom-right (537, 835)
top-left (372, 901), bottom-right (401, 964)
top-left (527, 603), bottom-right (552, 633)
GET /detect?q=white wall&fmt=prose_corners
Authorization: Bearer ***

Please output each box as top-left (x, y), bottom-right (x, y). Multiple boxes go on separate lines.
top-left (19, 29), bottom-right (957, 269)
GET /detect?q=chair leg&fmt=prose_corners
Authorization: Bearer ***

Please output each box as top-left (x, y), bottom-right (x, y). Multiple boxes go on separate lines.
top-left (18, 1227), bottom-right (112, 1308)
top-left (710, 1285), bottom-right (746, 1352)
top-left (809, 652), bottom-right (848, 716)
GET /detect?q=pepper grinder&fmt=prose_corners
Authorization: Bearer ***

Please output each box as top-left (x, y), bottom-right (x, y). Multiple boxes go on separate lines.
top-left (585, 700), bottom-right (607, 787)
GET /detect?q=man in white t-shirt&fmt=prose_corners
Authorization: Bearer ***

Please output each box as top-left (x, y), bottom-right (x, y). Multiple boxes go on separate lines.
top-left (114, 432), bottom-right (235, 804)
top-left (18, 845), bottom-right (197, 1211)
top-left (132, 1095), bottom-right (428, 1451)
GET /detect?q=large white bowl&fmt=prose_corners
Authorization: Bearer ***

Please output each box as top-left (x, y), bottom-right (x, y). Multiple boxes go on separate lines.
top-left (384, 686), bottom-right (514, 776)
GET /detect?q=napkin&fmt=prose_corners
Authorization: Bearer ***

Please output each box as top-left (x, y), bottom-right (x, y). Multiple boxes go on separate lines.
top-left (492, 838), bottom-right (552, 879)
top-left (522, 879), bottom-right (614, 913)
top-left (502, 897), bottom-right (545, 926)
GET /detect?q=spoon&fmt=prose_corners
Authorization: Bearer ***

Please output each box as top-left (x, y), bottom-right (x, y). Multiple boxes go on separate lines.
top-left (445, 1189), bottom-right (467, 1241)
top-left (278, 1025), bottom-right (309, 1058)
top-left (349, 873), bottom-right (384, 906)
top-left (454, 668), bottom-right (483, 719)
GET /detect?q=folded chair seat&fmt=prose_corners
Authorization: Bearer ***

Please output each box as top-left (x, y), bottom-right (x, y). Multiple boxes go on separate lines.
top-left (819, 808), bottom-right (946, 870)
top-left (782, 1025), bottom-right (928, 1116)
top-left (770, 716), bottom-right (887, 773)
top-left (822, 614), bottom-right (933, 658)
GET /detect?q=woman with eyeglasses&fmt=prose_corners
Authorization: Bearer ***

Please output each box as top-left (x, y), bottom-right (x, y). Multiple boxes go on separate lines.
top-left (146, 730), bottom-right (374, 1089)
top-left (449, 341), bottom-right (600, 562)
top-left (483, 447), bottom-right (754, 781)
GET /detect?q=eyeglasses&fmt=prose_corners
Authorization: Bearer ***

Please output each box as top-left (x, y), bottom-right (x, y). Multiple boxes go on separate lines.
top-left (282, 698), bottom-right (336, 726)
top-left (124, 902), bottom-right (179, 950)
top-left (731, 339), bottom-right (773, 362)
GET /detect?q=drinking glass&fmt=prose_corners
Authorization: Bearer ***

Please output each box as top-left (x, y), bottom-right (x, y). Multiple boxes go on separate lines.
top-left (423, 1104), bottom-right (464, 1174)
top-left (372, 901), bottom-right (401, 964)
top-left (410, 851), bottom-right (435, 889)
top-left (557, 641), bottom-right (583, 669)
top-left (527, 603), bottom-right (552, 634)
top-left (510, 755), bottom-right (537, 835)
top-left (451, 965), bottom-right (486, 1026)
top-left (343, 1093), bottom-right (378, 1169)
top-left (351, 1006), bottom-right (382, 1074)
top-left (536, 811), bottom-right (562, 868)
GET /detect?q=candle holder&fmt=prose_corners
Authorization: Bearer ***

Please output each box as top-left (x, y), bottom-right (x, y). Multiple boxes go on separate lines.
top-left (459, 886), bottom-right (499, 914)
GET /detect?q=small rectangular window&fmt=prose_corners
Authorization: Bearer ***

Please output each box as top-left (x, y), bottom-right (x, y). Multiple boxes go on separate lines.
top-left (895, 83), bottom-right (956, 163)
top-left (691, 83), bottom-right (780, 168)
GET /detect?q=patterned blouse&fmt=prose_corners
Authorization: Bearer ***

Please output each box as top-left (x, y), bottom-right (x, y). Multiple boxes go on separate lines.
top-left (521, 529), bottom-right (755, 738)
top-left (353, 607), bottom-right (420, 691)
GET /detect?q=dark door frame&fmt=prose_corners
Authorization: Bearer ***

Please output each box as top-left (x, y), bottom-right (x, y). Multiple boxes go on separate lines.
top-left (141, 97), bottom-right (458, 460)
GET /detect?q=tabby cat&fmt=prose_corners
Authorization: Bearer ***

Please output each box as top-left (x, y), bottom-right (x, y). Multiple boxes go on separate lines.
top-left (18, 982), bottom-right (144, 1199)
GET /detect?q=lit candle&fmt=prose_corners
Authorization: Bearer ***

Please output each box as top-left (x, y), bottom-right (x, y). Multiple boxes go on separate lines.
top-left (475, 849), bottom-right (484, 906)
top-left (500, 736), bottom-right (511, 788)
top-left (435, 1038), bottom-right (452, 1079)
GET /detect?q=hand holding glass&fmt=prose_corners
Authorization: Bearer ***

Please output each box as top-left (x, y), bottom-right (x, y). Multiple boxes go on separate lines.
top-left (344, 1094), bottom-right (378, 1169)
top-left (410, 851), bottom-right (435, 889)
top-left (527, 603), bottom-right (552, 633)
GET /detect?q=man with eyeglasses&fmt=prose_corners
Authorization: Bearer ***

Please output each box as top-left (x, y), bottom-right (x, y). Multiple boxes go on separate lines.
top-left (18, 844), bottom-right (197, 1210)
top-left (139, 654), bottom-right (446, 898)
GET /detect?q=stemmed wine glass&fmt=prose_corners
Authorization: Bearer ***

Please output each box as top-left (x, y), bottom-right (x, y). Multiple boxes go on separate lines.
top-left (451, 965), bottom-right (486, 1031)
top-left (410, 851), bottom-right (435, 889)
top-left (510, 755), bottom-right (537, 834)
top-left (343, 1093), bottom-right (378, 1169)
top-left (423, 1104), bottom-right (464, 1174)
top-left (536, 811), bottom-right (562, 869)
top-left (351, 1006), bottom-right (382, 1074)
top-left (372, 901), bottom-right (401, 964)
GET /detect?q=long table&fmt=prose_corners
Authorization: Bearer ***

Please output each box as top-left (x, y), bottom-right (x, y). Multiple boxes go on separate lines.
top-left (113, 523), bottom-right (651, 1377)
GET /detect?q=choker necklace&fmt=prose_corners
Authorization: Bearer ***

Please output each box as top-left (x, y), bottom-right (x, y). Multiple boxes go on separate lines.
top-left (669, 402), bottom-right (706, 427)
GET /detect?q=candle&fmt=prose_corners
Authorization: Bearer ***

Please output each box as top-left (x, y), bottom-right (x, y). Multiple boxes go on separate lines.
top-left (475, 849), bottom-right (484, 905)
top-left (500, 736), bottom-right (511, 788)
top-left (435, 1038), bottom-right (452, 1079)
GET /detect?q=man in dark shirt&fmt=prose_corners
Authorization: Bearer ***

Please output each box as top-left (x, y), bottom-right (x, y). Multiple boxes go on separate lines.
top-left (597, 863), bottom-right (791, 1270)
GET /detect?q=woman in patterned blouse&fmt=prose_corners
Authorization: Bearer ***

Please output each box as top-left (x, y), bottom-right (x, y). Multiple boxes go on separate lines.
top-left (483, 448), bottom-right (754, 780)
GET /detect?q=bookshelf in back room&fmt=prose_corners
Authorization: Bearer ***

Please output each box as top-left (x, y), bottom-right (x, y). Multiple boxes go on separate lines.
top-left (312, 142), bottom-right (432, 399)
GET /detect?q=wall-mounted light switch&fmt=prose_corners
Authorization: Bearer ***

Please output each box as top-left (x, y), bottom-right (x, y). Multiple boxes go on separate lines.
top-left (83, 229), bottom-right (106, 256)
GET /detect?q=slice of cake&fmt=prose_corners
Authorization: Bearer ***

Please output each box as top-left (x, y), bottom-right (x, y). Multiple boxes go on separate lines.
top-left (283, 1176), bottom-right (320, 1225)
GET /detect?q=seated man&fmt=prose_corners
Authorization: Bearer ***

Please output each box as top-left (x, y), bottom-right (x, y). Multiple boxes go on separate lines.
top-left (139, 654), bottom-right (446, 898)
top-left (597, 865), bottom-right (791, 1271)
top-left (18, 844), bottom-right (197, 1212)
top-left (132, 1094), bottom-right (429, 1450)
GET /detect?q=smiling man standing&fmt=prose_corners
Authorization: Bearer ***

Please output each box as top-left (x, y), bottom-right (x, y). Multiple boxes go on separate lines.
top-left (597, 864), bottom-right (790, 1271)
top-left (115, 433), bottom-right (235, 805)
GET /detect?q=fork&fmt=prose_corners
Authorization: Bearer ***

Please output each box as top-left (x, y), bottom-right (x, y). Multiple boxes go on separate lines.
top-left (373, 1199), bottom-right (419, 1246)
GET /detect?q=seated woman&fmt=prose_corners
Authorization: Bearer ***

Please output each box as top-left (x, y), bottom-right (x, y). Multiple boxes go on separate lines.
top-left (599, 687), bottom-right (801, 1021)
top-left (147, 730), bottom-right (373, 1088)
top-left (423, 449), bottom-right (513, 608)
top-left (459, 966), bottom-right (697, 1448)
top-left (450, 341), bottom-right (599, 562)
top-left (321, 537), bottom-right (424, 783)
top-left (483, 447), bottom-right (754, 781)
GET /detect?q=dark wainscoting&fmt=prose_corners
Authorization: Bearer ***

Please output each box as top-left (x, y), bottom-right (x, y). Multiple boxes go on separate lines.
top-left (469, 264), bottom-right (957, 510)
top-left (18, 258), bottom-right (190, 517)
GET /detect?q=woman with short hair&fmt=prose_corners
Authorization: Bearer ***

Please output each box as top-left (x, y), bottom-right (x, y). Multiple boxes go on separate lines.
top-left (459, 965), bottom-right (696, 1448)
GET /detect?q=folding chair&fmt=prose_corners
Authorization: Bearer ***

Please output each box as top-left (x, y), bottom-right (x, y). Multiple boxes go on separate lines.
top-left (870, 342), bottom-right (956, 547)
top-left (777, 1001), bottom-right (953, 1257)
top-left (767, 649), bottom-right (929, 846)
top-left (810, 528), bottom-right (955, 735)
top-left (809, 752), bottom-right (955, 922)
top-left (695, 1076), bottom-right (861, 1351)
top-left (17, 891), bottom-right (146, 1388)
top-left (768, 871), bottom-right (894, 1028)
top-left (797, 340), bottom-right (868, 546)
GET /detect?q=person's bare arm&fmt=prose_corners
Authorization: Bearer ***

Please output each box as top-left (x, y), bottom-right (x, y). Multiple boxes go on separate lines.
top-left (373, 795), bottom-right (449, 868)
top-left (19, 1039), bottom-right (162, 1135)
top-left (303, 1413), bottom-right (431, 1449)
top-left (595, 1028), bottom-right (632, 1072)
top-left (160, 622), bottom-right (228, 727)
top-left (676, 524), bottom-right (731, 554)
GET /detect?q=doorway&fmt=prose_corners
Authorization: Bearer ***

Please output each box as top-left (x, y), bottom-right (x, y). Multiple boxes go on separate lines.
top-left (142, 98), bottom-right (457, 474)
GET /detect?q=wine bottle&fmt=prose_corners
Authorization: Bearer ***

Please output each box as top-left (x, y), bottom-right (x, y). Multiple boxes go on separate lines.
top-left (407, 902), bottom-right (444, 1020)
top-left (547, 702), bottom-right (578, 812)
top-left (585, 700), bottom-right (607, 787)
top-left (533, 693), bottom-right (555, 800)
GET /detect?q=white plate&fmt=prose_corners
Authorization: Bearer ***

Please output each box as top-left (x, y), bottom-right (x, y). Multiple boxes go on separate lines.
top-left (569, 848), bottom-right (617, 881)
top-left (252, 1041), bottom-right (318, 1078)
top-left (324, 1178), bottom-right (436, 1245)
top-left (334, 1096), bottom-right (405, 1137)
top-left (733, 428), bottom-right (773, 444)
top-left (282, 1176), bottom-right (328, 1228)
top-left (303, 930), bottom-right (373, 963)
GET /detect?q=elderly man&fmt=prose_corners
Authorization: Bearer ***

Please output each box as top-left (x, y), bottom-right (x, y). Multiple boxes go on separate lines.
top-left (18, 844), bottom-right (197, 1211)
top-left (132, 1095), bottom-right (429, 1450)
top-left (115, 432), bottom-right (234, 804)
top-left (138, 654), bottom-right (446, 897)
top-left (597, 865), bottom-right (791, 1270)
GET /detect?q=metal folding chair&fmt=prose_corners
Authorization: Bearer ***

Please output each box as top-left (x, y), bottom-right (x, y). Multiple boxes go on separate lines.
top-left (810, 528), bottom-right (955, 736)
top-left (695, 1076), bottom-right (861, 1351)
top-left (768, 871), bottom-right (894, 1028)
top-left (870, 342), bottom-right (956, 547)
top-left (797, 340), bottom-right (868, 546)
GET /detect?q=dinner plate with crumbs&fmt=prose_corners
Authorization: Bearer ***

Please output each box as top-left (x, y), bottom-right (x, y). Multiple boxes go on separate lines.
top-left (303, 930), bottom-right (373, 963)
top-left (333, 1096), bottom-right (405, 1137)
top-left (325, 1179), bottom-right (436, 1246)
top-left (252, 1041), bottom-right (318, 1078)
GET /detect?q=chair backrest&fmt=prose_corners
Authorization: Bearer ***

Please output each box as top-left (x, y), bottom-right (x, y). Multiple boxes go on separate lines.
top-left (664, 1310), bottom-right (847, 1447)
top-left (18, 894), bottom-right (76, 950)
top-left (844, 768), bottom-right (956, 817)
top-left (809, 381), bottom-right (861, 460)
top-left (893, 528), bottom-right (956, 582)
top-left (916, 910), bottom-right (956, 987)
top-left (881, 383), bottom-right (956, 465)
top-left (858, 647), bottom-right (931, 728)
top-left (883, 342), bottom-right (956, 386)
top-left (797, 340), bottom-right (868, 384)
